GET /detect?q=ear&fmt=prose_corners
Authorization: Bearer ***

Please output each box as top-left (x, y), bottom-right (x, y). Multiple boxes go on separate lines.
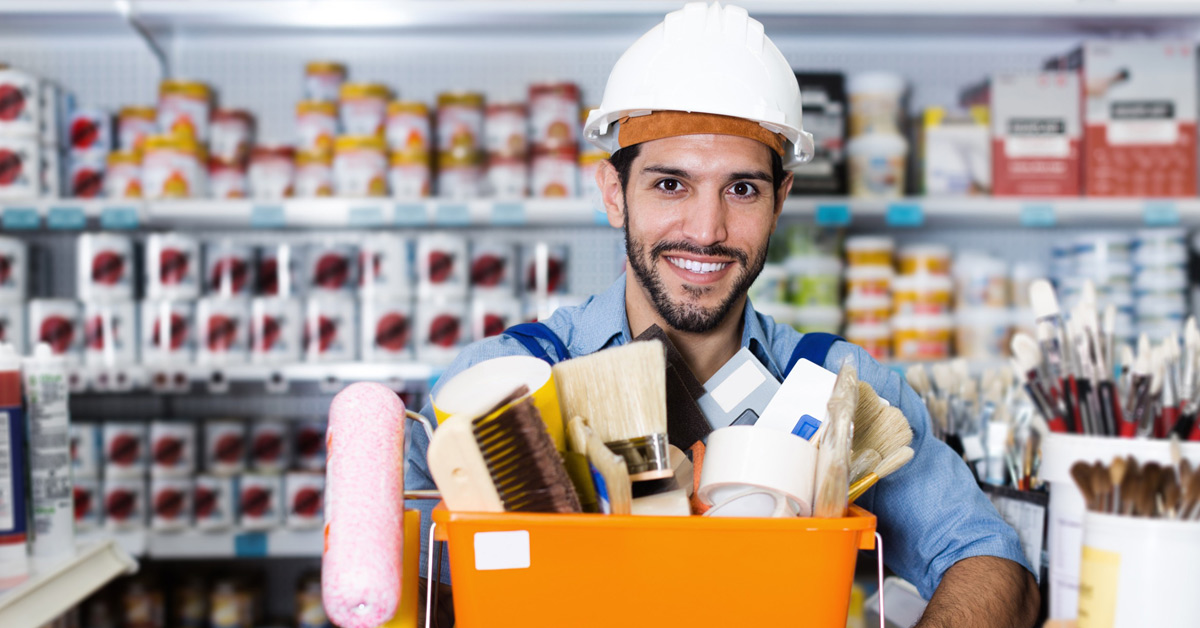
top-left (771, 171), bottom-right (793, 232)
top-left (597, 160), bottom-right (626, 229)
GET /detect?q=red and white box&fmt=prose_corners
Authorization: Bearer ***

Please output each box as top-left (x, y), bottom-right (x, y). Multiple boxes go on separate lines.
top-left (304, 242), bottom-right (358, 295)
top-left (293, 420), bottom-right (327, 472)
top-left (250, 297), bottom-right (302, 364)
top-left (256, 243), bottom-right (298, 297)
top-left (471, 295), bottom-right (521, 341)
top-left (150, 421), bottom-right (196, 478)
top-left (360, 298), bottom-right (413, 361)
top-left (68, 109), bottom-right (112, 153)
top-left (303, 296), bottom-right (357, 363)
top-left (140, 300), bottom-right (196, 365)
top-left (103, 477), bottom-right (147, 531)
top-left (28, 299), bottom-right (82, 362)
top-left (284, 472), bottom-right (324, 529)
top-left (250, 421), bottom-right (292, 474)
top-left (70, 422), bottom-right (102, 479)
top-left (204, 240), bottom-right (256, 297)
top-left (74, 476), bottom-right (101, 533)
top-left (67, 149), bottom-right (106, 199)
top-left (238, 474), bottom-right (284, 530)
top-left (470, 239), bottom-right (516, 294)
top-left (521, 242), bottom-right (569, 295)
top-left (103, 421), bottom-right (148, 479)
top-left (0, 68), bottom-right (39, 136)
top-left (150, 476), bottom-right (192, 531)
top-left (0, 135), bottom-right (39, 199)
top-left (147, 233), bottom-right (201, 301)
top-left (0, 303), bottom-right (25, 353)
top-left (83, 301), bottom-right (137, 367)
top-left (204, 420), bottom-right (246, 476)
top-left (416, 233), bottom-right (468, 298)
top-left (77, 233), bottom-right (134, 303)
top-left (359, 234), bottom-right (411, 298)
top-left (991, 72), bottom-right (1081, 197)
top-left (196, 297), bottom-right (251, 365)
top-left (194, 474), bottom-right (235, 531)
top-left (416, 298), bottom-right (467, 364)
top-left (0, 236), bottom-right (28, 303)
top-left (1068, 41), bottom-right (1197, 197)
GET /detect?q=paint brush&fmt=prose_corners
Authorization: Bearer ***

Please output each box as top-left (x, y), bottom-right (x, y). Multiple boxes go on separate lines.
top-left (1010, 334), bottom-right (1066, 432)
top-left (1121, 335), bottom-right (1153, 438)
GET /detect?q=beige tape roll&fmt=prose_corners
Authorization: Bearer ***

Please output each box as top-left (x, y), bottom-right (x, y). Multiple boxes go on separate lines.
top-left (432, 355), bottom-right (565, 451)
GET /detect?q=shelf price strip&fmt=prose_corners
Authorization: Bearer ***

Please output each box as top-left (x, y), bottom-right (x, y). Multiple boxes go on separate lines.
top-left (885, 203), bottom-right (923, 227)
top-left (2, 206), bottom-right (39, 230)
top-left (1144, 201), bottom-right (1180, 227)
top-left (47, 206), bottom-right (86, 230)
top-left (1019, 203), bottom-right (1056, 228)
top-left (394, 203), bottom-right (429, 227)
top-left (348, 205), bottom-right (386, 228)
top-left (491, 202), bottom-right (526, 226)
top-left (250, 205), bottom-right (286, 229)
top-left (100, 206), bottom-right (140, 230)
top-left (815, 204), bottom-right (851, 227)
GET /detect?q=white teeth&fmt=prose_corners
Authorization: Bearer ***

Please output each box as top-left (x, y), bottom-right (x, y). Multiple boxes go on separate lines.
top-left (667, 257), bottom-right (728, 274)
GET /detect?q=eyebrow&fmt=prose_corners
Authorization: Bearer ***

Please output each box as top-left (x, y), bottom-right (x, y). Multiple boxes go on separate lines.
top-left (640, 165), bottom-right (772, 183)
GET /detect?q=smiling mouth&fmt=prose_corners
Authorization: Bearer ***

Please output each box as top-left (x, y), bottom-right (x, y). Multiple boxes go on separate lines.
top-left (665, 256), bottom-right (731, 275)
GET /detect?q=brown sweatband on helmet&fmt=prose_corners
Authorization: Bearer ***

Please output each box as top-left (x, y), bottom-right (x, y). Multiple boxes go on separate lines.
top-left (615, 111), bottom-right (786, 157)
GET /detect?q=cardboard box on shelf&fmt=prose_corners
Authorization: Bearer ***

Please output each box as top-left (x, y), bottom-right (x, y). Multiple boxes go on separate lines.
top-left (923, 106), bottom-right (991, 196)
top-left (991, 72), bottom-right (1081, 197)
top-left (1064, 41), bottom-right (1197, 197)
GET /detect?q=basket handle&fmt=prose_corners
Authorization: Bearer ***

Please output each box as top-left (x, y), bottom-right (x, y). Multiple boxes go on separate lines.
top-left (875, 532), bottom-right (886, 628)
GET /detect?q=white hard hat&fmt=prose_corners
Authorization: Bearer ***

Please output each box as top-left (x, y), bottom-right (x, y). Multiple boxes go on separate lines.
top-left (584, 2), bottom-right (814, 168)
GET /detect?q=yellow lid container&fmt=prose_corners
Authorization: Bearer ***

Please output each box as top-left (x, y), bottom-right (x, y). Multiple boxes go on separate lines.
top-left (118, 106), bottom-right (157, 121)
top-left (335, 135), bottom-right (387, 154)
top-left (340, 82), bottom-right (391, 101)
top-left (295, 150), bottom-right (332, 167)
top-left (388, 100), bottom-right (429, 116)
top-left (107, 149), bottom-right (142, 166)
top-left (159, 79), bottom-right (210, 100)
top-left (437, 91), bottom-right (485, 108)
top-left (305, 61), bottom-right (347, 76)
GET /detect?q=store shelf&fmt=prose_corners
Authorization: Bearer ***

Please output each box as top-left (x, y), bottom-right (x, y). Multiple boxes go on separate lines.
top-left (0, 541), bottom-right (137, 628)
top-left (74, 361), bottom-right (440, 395)
top-left (79, 529), bottom-right (322, 559)
top-left (3, 1), bottom-right (1200, 37)
top-left (6, 197), bottom-right (1199, 231)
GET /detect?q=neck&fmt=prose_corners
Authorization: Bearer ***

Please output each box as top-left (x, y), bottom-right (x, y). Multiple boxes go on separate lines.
top-left (624, 274), bottom-right (745, 382)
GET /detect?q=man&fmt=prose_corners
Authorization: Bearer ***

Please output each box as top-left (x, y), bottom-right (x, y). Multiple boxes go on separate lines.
top-left (408, 3), bottom-right (1038, 626)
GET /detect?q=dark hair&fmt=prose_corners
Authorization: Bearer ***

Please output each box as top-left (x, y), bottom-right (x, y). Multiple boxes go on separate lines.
top-left (607, 141), bottom-right (788, 198)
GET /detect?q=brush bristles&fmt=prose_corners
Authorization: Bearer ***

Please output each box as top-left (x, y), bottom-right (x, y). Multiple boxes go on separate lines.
top-left (473, 399), bottom-right (581, 514)
top-left (552, 340), bottom-right (667, 443)
top-left (874, 446), bottom-right (914, 480)
top-left (853, 406), bottom-right (913, 461)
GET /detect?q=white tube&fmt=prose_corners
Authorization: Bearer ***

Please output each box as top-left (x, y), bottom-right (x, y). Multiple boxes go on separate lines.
top-left (23, 343), bottom-right (74, 569)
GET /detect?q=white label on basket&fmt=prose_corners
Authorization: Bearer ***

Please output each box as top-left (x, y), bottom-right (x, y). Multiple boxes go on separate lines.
top-left (473, 530), bottom-right (530, 571)
top-left (711, 361), bottom-right (766, 413)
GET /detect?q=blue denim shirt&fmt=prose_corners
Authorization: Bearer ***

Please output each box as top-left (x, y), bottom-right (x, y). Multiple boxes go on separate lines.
top-left (406, 273), bottom-right (1031, 599)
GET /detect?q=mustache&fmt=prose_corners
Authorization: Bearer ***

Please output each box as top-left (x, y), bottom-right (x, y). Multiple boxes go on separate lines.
top-left (649, 240), bottom-right (748, 267)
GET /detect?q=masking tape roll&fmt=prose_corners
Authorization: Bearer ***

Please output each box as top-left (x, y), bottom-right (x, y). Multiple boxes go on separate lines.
top-left (704, 487), bottom-right (795, 518)
top-left (433, 355), bottom-right (565, 451)
top-left (697, 426), bottom-right (817, 517)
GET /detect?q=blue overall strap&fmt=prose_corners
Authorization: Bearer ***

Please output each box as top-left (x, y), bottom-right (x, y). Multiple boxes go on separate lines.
top-left (783, 332), bottom-right (844, 377)
top-left (502, 322), bottom-right (571, 365)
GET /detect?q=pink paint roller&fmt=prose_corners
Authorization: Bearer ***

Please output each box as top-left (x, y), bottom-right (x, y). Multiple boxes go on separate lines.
top-left (322, 382), bottom-right (407, 628)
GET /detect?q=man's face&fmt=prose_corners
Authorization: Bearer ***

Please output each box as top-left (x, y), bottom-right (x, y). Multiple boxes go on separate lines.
top-left (612, 134), bottom-right (788, 334)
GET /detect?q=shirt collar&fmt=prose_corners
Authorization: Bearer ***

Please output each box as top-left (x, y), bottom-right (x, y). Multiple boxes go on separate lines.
top-left (571, 273), bottom-right (781, 377)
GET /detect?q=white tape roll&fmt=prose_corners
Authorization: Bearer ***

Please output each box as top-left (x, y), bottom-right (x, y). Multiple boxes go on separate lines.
top-left (704, 488), bottom-right (795, 518)
top-left (698, 426), bottom-right (817, 517)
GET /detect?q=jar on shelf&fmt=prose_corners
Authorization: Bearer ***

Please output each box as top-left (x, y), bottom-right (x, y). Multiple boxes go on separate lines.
top-left (157, 79), bottom-right (212, 142)
top-left (304, 60), bottom-right (347, 103)
top-left (437, 90), bottom-right (485, 161)
top-left (898, 244), bottom-right (951, 276)
top-left (210, 109), bottom-right (255, 167)
top-left (143, 134), bottom-right (204, 199)
top-left (105, 149), bottom-right (142, 199)
top-left (333, 135), bottom-right (387, 197)
top-left (531, 146), bottom-right (578, 198)
top-left (385, 100), bottom-right (431, 157)
top-left (436, 150), bottom-right (483, 200)
top-left (207, 157), bottom-right (247, 200)
top-left (117, 106), bottom-right (157, 151)
top-left (892, 313), bottom-right (953, 361)
top-left (294, 150), bottom-right (333, 198)
top-left (485, 102), bottom-right (528, 160)
top-left (248, 145), bottom-right (296, 200)
top-left (529, 81), bottom-right (580, 151)
top-left (296, 100), bottom-right (339, 155)
top-left (339, 82), bottom-right (390, 138)
top-left (389, 150), bottom-right (432, 199)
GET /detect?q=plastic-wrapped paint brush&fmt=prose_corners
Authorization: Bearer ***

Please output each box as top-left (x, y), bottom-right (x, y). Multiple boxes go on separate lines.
top-left (568, 416), bottom-right (631, 515)
top-left (814, 364), bottom-right (857, 518)
top-left (553, 340), bottom-right (670, 481)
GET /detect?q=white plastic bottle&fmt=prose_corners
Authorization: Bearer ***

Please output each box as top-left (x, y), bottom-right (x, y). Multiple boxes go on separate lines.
top-left (23, 342), bottom-right (74, 568)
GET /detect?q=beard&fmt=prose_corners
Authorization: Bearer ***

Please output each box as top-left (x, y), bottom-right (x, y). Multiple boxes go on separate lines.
top-left (624, 214), bottom-right (770, 334)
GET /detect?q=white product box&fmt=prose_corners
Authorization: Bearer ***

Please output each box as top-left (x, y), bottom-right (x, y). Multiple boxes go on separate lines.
top-left (0, 135), bottom-right (40, 199)
top-left (250, 297), bottom-right (302, 364)
top-left (238, 474), bottom-right (284, 530)
top-left (140, 301), bottom-right (197, 365)
top-left (359, 233), bottom-right (411, 298)
top-left (103, 477), bottom-right (146, 531)
top-left (257, 242), bottom-right (298, 297)
top-left (304, 242), bottom-right (358, 295)
top-left (469, 239), bottom-right (517, 294)
top-left (204, 420), bottom-right (246, 476)
top-left (360, 298), bottom-right (413, 361)
top-left (150, 476), bottom-right (192, 531)
top-left (83, 301), bottom-right (137, 367)
top-left (73, 476), bottom-right (101, 533)
top-left (0, 236), bottom-right (28, 304)
top-left (415, 298), bottom-right (467, 364)
top-left (249, 421), bottom-right (291, 474)
top-left (193, 474), bottom-right (236, 531)
top-left (923, 107), bottom-right (991, 196)
top-left (196, 297), bottom-right (251, 365)
top-left (67, 147), bottom-right (106, 198)
top-left (70, 422), bottom-right (102, 479)
top-left (520, 242), bottom-right (569, 295)
top-left (471, 295), bottom-right (521, 341)
top-left (149, 421), bottom-right (196, 478)
top-left (990, 72), bottom-right (1082, 197)
top-left (416, 233), bottom-right (468, 298)
top-left (28, 299), bottom-right (82, 363)
top-left (204, 240), bottom-right (256, 298)
top-left (103, 421), bottom-right (148, 479)
top-left (303, 296), bottom-right (357, 363)
top-left (0, 303), bottom-right (25, 353)
top-left (284, 472), bottom-right (324, 529)
top-left (293, 420), bottom-right (327, 472)
top-left (146, 233), bottom-right (201, 301)
top-left (67, 108), bottom-right (112, 153)
top-left (0, 68), bottom-right (40, 136)
top-left (76, 233), bottom-right (134, 303)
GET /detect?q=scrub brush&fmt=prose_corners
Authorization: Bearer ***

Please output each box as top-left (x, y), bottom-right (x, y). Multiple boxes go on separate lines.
top-left (553, 340), bottom-right (671, 481)
top-left (428, 395), bottom-right (582, 513)
top-left (813, 364), bottom-right (857, 518)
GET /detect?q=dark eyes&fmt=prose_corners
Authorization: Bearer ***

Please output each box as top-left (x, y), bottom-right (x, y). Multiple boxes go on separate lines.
top-left (652, 179), bottom-right (760, 199)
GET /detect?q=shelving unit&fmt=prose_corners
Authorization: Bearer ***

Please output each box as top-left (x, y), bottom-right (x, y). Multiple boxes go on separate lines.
top-left (78, 529), bottom-right (322, 559)
top-left (0, 541), bottom-right (137, 628)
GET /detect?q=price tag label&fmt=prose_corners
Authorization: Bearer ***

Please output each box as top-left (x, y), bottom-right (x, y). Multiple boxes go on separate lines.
top-left (491, 202), bottom-right (525, 225)
top-left (815, 204), bottom-right (851, 227)
top-left (1020, 204), bottom-right (1056, 228)
top-left (1144, 201), bottom-right (1179, 227)
top-left (100, 206), bottom-right (140, 230)
top-left (435, 203), bottom-right (471, 226)
top-left (2, 207), bottom-right (39, 230)
top-left (886, 203), bottom-right (923, 227)
top-left (47, 206), bottom-right (86, 230)
top-left (394, 203), bottom-right (429, 227)
top-left (251, 205), bottom-right (286, 228)
top-left (348, 206), bottom-right (385, 227)
top-left (234, 532), bottom-right (268, 557)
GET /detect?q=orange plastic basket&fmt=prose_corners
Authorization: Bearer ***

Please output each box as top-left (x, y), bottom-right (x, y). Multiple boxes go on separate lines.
top-left (428, 503), bottom-right (877, 628)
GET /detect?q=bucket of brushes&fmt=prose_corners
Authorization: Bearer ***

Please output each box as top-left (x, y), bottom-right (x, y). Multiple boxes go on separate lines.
top-left (1019, 278), bottom-right (1200, 621)
top-left (1071, 456), bottom-right (1200, 627)
top-left (423, 341), bottom-right (895, 628)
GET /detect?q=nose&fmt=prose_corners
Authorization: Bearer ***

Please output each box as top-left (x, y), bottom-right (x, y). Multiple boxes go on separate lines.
top-left (679, 191), bottom-right (728, 247)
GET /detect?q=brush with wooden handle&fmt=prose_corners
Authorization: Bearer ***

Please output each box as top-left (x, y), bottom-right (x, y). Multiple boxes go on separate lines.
top-left (813, 364), bottom-right (857, 518)
top-left (553, 340), bottom-right (671, 481)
